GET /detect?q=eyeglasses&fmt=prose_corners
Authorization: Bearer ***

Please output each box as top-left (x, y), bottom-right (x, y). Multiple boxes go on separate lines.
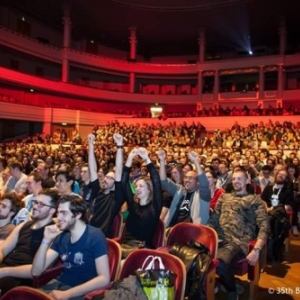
top-left (0, 202), bottom-right (11, 210)
top-left (105, 176), bottom-right (115, 181)
top-left (32, 200), bottom-right (55, 209)
top-left (184, 176), bottom-right (197, 181)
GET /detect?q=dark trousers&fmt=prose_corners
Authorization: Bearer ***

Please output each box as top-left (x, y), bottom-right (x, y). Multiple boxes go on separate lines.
top-left (216, 242), bottom-right (245, 292)
top-left (0, 276), bottom-right (32, 296)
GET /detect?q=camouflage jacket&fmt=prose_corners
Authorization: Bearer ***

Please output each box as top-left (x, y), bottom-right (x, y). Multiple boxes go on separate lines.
top-left (207, 193), bottom-right (270, 255)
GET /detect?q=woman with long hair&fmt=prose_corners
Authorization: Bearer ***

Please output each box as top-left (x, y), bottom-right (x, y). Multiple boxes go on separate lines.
top-left (121, 147), bottom-right (163, 250)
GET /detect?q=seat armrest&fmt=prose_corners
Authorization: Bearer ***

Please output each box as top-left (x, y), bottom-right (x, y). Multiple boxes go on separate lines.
top-left (32, 264), bottom-right (63, 288)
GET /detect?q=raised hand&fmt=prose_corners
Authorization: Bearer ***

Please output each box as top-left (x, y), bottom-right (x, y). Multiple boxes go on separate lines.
top-left (157, 149), bottom-right (166, 161)
top-left (138, 147), bottom-right (149, 160)
top-left (87, 133), bottom-right (95, 144)
top-left (129, 148), bottom-right (139, 159)
top-left (113, 133), bottom-right (123, 146)
top-left (188, 151), bottom-right (199, 164)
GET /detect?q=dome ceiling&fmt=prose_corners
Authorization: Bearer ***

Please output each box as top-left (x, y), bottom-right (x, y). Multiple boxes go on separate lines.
top-left (5, 0), bottom-right (300, 57)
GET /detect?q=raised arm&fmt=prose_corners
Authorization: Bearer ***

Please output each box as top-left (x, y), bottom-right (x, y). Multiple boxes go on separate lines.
top-left (139, 147), bottom-right (162, 213)
top-left (157, 149), bottom-right (167, 180)
top-left (188, 151), bottom-right (210, 201)
top-left (88, 133), bottom-right (98, 182)
top-left (121, 148), bottom-right (139, 205)
top-left (113, 133), bottom-right (123, 182)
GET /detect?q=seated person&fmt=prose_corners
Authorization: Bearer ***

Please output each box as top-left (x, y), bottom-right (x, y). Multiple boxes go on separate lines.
top-left (32, 194), bottom-right (110, 300)
top-left (208, 168), bottom-right (269, 300)
top-left (120, 147), bottom-right (163, 255)
top-left (0, 192), bottom-right (25, 244)
top-left (0, 189), bottom-right (59, 296)
top-left (158, 150), bottom-right (210, 228)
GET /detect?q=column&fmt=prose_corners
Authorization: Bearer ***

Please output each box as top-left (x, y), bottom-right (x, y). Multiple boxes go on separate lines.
top-left (129, 72), bottom-right (135, 93)
top-left (278, 17), bottom-right (286, 55)
top-left (61, 0), bottom-right (72, 82)
top-left (198, 28), bottom-right (205, 63)
top-left (259, 66), bottom-right (264, 100)
top-left (214, 70), bottom-right (219, 101)
top-left (277, 64), bottom-right (284, 98)
top-left (128, 27), bottom-right (137, 61)
top-left (197, 70), bottom-right (203, 101)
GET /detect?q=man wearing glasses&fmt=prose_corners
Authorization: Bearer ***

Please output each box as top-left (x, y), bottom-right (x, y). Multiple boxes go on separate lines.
top-left (158, 150), bottom-right (210, 228)
top-left (32, 194), bottom-right (109, 299)
top-left (0, 189), bottom-right (59, 296)
top-left (0, 192), bottom-right (25, 245)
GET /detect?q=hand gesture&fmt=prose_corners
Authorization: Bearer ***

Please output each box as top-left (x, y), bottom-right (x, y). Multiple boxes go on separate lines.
top-left (188, 151), bottom-right (199, 164)
top-left (157, 149), bottom-right (166, 161)
top-left (43, 224), bottom-right (63, 243)
top-left (138, 147), bottom-right (149, 160)
top-left (113, 133), bottom-right (123, 146)
top-left (129, 148), bottom-right (139, 159)
top-left (87, 133), bottom-right (95, 144)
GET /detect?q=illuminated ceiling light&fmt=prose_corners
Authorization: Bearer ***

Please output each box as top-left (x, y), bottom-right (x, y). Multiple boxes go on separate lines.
top-left (62, 123), bottom-right (67, 126)
top-left (29, 88), bottom-right (34, 92)
top-left (90, 40), bottom-right (94, 44)
top-left (249, 50), bottom-right (253, 55)
top-left (21, 17), bottom-right (25, 21)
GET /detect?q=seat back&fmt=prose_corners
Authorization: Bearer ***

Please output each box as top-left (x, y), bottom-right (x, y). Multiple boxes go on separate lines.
top-left (111, 213), bottom-right (123, 238)
top-left (166, 222), bottom-right (218, 258)
top-left (107, 238), bottom-right (122, 281)
top-left (152, 218), bottom-right (166, 248)
top-left (120, 249), bottom-right (186, 300)
top-left (1, 286), bottom-right (53, 300)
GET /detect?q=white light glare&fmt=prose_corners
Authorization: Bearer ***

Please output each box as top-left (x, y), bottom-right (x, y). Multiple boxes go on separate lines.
top-left (249, 50), bottom-right (253, 55)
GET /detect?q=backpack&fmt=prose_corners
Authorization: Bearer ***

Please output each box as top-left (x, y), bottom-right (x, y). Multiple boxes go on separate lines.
top-left (169, 241), bottom-right (212, 300)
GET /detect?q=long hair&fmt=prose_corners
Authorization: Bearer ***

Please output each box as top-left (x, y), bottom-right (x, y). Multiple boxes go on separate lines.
top-left (133, 176), bottom-right (153, 205)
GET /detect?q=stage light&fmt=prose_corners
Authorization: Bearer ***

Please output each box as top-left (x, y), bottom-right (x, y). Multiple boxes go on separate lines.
top-left (249, 50), bottom-right (253, 55)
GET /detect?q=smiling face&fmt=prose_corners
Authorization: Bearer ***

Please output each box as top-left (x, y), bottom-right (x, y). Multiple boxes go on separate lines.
top-left (57, 201), bottom-right (76, 231)
top-left (31, 194), bottom-right (55, 220)
top-left (135, 179), bottom-right (149, 200)
top-left (183, 171), bottom-right (198, 192)
top-left (232, 171), bottom-right (248, 194)
top-left (135, 178), bottom-right (152, 205)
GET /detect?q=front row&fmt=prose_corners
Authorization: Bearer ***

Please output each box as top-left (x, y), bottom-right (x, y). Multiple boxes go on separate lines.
top-left (1, 166), bottom-right (289, 300)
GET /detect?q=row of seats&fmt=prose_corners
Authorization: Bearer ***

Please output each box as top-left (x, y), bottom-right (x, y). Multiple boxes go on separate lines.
top-left (13, 222), bottom-right (265, 300)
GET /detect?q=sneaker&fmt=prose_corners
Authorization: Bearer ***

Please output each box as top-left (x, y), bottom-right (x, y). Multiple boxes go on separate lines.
top-left (292, 226), bottom-right (299, 236)
top-left (226, 291), bottom-right (239, 300)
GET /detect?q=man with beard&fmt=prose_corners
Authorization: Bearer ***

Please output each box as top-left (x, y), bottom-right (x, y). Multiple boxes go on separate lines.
top-left (208, 168), bottom-right (269, 300)
top-left (88, 133), bottom-right (124, 238)
top-left (78, 134), bottom-right (101, 209)
top-left (158, 150), bottom-right (210, 228)
top-left (32, 194), bottom-right (110, 300)
top-left (0, 192), bottom-right (25, 244)
top-left (0, 189), bottom-right (59, 295)
top-left (261, 169), bottom-right (293, 261)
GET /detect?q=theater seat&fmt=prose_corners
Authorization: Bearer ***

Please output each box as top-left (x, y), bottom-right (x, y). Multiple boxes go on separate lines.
top-left (160, 222), bottom-right (218, 300)
top-left (86, 249), bottom-right (187, 300)
top-left (1, 286), bottom-right (53, 300)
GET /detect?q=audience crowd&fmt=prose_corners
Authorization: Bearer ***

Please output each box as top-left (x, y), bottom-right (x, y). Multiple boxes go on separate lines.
top-left (0, 118), bottom-right (299, 299)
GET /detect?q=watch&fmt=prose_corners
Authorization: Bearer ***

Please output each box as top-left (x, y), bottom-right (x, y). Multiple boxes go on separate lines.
top-left (253, 247), bottom-right (261, 254)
